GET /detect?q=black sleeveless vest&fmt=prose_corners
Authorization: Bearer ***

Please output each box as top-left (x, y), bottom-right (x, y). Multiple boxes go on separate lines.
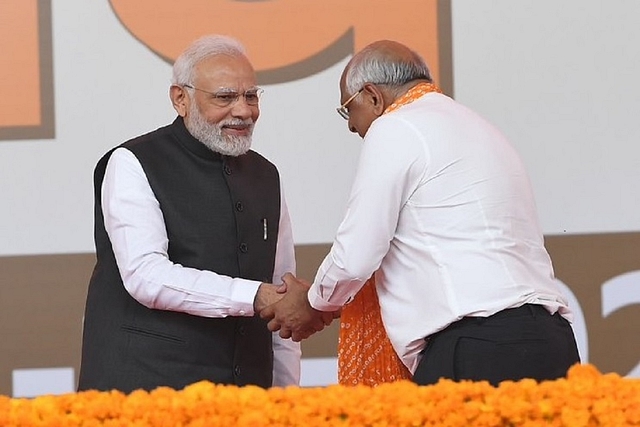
top-left (78, 117), bottom-right (280, 393)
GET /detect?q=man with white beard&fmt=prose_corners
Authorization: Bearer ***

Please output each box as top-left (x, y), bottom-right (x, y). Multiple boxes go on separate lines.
top-left (78, 35), bottom-right (301, 393)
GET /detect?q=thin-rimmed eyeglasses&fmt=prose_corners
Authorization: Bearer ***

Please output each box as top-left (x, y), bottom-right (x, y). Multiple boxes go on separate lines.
top-left (336, 88), bottom-right (364, 120)
top-left (183, 84), bottom-right (263, 107)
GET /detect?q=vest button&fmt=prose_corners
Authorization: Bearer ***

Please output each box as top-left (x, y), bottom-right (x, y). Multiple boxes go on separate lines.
top-left (235, 201), bottom-right (244, 212)
top-left (224, 165), bottom-right (232, 175)
top-left (239, 243), bottom-right (248, 253)
top-left (234, 365), bottom-right (241, 376)
top-left (238, 326), bottom-right (246, 336)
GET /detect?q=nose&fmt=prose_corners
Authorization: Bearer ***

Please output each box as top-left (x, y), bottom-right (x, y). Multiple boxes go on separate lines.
top-left (348, 120), bottom-right (366, 138)
top-left (348, 118), bottom-right (358, 134)
top-left (230, 96), bottom-right (255, 119)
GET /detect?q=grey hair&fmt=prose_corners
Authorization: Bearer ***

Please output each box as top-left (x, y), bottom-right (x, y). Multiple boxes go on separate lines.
top-left (344, 45), bottom-right (432, 95)
top-left (171, 35), bottom-right (247, 86)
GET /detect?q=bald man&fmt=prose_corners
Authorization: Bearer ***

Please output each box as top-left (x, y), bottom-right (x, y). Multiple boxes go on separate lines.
top-left (262, 40), bottom-right (580, 386)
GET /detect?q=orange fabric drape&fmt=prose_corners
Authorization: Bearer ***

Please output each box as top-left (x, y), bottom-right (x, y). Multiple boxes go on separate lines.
top-left (337, 82), bottom-right (442, 386)
top-left (338, 276), bottom-right (411, 386)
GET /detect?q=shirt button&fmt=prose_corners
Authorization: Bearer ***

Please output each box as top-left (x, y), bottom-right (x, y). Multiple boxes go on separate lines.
top-left (238, 310), bottom-right (246, 316)
top-left (239, 243), bottom-right (248, 253)
top-left (235, 201), bottom-right (244, 212)
top-left (224, 165), bottom-right (232, 175)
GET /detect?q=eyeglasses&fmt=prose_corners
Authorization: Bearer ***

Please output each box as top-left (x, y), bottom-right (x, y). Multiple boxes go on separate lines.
top-left (183, 84), bottom-right (263, 107)
top-left (336, 88), bottom-right (364, 120)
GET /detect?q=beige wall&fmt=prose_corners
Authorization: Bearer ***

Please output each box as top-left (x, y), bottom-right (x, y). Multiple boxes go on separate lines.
top-left (2, 233), bottom-right (640, 395)
top-left (0, 254), bottom-right (90, 396)
top-left (0, 246), bottom-right (335, 396)
top-left (544, 233), bottom-right (640, 374)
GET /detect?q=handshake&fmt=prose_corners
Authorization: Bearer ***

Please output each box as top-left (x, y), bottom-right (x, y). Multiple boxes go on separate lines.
top-left (255, 273), bottom-right (341, 341)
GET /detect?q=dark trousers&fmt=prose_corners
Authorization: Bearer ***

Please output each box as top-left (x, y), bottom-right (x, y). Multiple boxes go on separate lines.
top-left (412, 304), bottom-right (580, 386)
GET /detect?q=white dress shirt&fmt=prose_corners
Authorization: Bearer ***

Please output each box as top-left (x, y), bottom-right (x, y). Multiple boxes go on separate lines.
top-left (308, 93), bottom-right (572, 374)
top-left (102, 147), bottom-right (301, 386)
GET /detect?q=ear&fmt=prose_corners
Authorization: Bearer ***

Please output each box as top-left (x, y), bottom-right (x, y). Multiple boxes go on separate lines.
top-left (169, 85), bottom-right (188, 117)
top-left (362, 83), bottom-right (386, 116)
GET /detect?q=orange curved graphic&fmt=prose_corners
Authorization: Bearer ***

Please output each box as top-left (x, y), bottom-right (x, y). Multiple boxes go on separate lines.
top-left (108, 0), bottom-right (442, 83)
top-left (0, 1), bottom-right (443, 140)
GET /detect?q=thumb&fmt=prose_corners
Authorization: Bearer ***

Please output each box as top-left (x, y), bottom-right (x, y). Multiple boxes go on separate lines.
top-left (275, 282), bottom-right (287, 294)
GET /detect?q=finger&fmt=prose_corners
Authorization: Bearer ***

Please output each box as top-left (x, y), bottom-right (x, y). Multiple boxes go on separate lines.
top-left (267, 318), bottom-right (282, 332)
top-left (275, 283), bottom-right (287, 294)
top-left (260, 305), bottom-right (275, 320)
top-left (292, 329), bottom-right (314, 342)
top-left (332, 309), bottom-right (342, 319)
top-left (310, 322), bottom-right (325, 333)
top-left (320, 311), bottom-right (334, 326)
top-left (279, 327), bottom-right (293, 340)
top-left (311, 315), bottom-right (327, 332)
top-left (281, 272), bottom-right (296, 283)
top-left (281, 273), bottom-right (301, 289)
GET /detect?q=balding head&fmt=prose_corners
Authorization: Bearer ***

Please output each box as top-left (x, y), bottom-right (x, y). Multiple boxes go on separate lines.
top-left (341, 40), bottom-right (432, 96)
top-left (337, 40), bottom-right (433, 138)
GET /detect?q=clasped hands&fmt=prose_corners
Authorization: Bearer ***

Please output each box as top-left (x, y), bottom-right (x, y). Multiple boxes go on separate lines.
top-left (255, 273), bottom-right (340, 341)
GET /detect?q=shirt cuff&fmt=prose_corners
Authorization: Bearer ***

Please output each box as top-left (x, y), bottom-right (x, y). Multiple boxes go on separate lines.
top-left (229, 278), bottom-right (262, 316)
top-left (307, 286), bottom-right (344, 312)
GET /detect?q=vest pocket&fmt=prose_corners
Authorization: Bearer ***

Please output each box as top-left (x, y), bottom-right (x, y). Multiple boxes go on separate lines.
top-left (120, 324), bottom-right (186, 344)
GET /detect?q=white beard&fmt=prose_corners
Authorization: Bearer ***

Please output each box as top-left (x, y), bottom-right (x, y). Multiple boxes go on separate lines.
top-left (184, 102), bottom-right (253, 157)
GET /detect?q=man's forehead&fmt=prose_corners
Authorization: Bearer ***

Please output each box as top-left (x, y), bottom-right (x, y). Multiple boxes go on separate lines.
top-left (196, 54), bottom-right (252, 71)
top-left (194, 54), bottom-right (256, 86)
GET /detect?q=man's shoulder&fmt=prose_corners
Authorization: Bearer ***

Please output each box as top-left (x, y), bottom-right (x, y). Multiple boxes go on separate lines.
top-left (239, 150), bottom-right (277, 169)
top-left (94, 122), bottom-right (175, 171)
top-left (233, 150), bottom-right (280, 179)
top-left (121, 122), bottom-right (174, 150)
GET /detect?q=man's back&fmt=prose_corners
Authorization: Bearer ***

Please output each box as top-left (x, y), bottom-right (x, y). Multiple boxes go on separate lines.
top-left (352, 92), bottom-right (569, 369)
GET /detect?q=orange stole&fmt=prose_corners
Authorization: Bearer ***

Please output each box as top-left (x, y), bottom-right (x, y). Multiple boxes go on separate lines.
top-left (337, 82), bottom-right (443, 386)
top-left (338, 276), bottom-right (411, 386)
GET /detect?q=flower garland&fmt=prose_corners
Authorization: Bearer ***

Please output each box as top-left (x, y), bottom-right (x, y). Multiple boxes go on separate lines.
top-left (1, 364), bottom-right (639, 426)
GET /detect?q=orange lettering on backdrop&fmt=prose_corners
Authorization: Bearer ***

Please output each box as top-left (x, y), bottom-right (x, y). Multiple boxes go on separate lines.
top-left (0, 1), bottom-right (41, 127)
top-left (108, 0), bottom-right (441, 84)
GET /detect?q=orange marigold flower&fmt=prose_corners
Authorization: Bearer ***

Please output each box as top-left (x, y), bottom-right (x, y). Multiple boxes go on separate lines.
top-left (1, 364), bottom-right (639, 426)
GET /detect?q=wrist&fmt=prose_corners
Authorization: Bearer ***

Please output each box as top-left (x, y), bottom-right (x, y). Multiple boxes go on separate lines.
top-left (253, 283), bottom-right (273, 312)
